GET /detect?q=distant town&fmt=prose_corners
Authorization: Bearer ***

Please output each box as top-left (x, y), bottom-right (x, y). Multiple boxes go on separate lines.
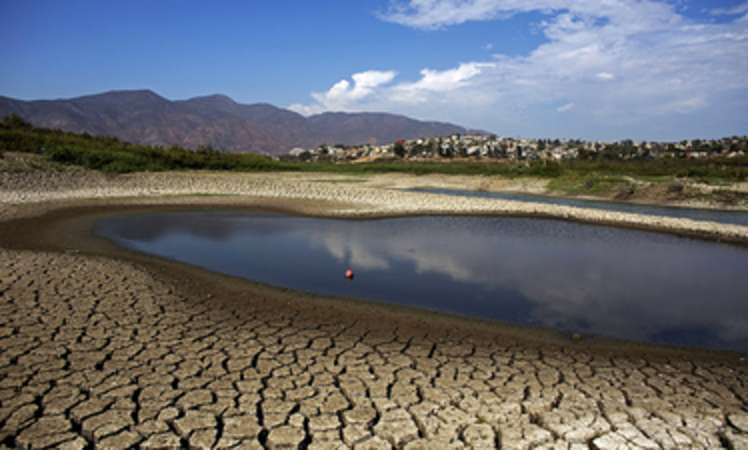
top-left (282, 134), bottom-right (748, 163)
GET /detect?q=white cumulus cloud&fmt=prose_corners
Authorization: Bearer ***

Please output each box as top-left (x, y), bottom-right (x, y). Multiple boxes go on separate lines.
top-left (388, 62), bottom-right (495, 104)
top-left (289, 70), bottom-right (397, 115)
top-left (292, 0), bottom-right (748, 139)
top-left (290, 63), bottom-right (494, 114)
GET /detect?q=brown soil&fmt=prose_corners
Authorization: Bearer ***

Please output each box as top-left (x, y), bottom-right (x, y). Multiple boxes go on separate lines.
top-left (0, 198), bottom-right (746, 449)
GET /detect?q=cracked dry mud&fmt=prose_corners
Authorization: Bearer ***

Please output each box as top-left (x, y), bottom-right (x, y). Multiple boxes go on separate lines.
top-left (1, 248), bottom-right (747, 449)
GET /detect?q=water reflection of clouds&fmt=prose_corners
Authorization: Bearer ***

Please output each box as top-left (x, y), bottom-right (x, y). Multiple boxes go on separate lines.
top-left (316, 234), bottom-right (390, 270)
top-left (305, 217), bottom-right (748, 345)
top-left (99, 213), bottom-right (748, 349)
top-left (98, 212), bottom-right (304, 243)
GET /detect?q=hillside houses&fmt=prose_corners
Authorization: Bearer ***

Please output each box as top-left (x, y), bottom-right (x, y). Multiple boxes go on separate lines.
top-left (281, 135), bottom-right (748, 163)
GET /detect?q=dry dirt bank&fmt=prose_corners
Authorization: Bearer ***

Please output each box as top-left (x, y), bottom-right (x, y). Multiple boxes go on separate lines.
top-left (345, 172), bottom-right (748, 211)
top-left (0, 169), bottom-right (747, 449)
top-left (2, 169), bottom-right (748, 243)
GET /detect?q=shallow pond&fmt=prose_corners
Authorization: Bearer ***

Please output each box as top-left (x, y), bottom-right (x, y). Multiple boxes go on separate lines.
top-left (409, 187), bottom-right (748, 227)
top-left (95, 211), bottom-right (748, 352)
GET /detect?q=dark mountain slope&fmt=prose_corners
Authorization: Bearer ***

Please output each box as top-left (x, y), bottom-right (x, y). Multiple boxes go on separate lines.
top-left (0, 90), bottom-right (471, 154)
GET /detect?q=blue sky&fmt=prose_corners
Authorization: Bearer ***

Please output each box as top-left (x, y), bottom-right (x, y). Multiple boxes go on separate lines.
top-left (1, 0), bottom-right (747, 140)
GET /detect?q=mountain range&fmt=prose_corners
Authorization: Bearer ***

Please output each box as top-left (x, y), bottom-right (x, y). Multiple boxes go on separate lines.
top-left (0, 90), bottom-right (474, 154)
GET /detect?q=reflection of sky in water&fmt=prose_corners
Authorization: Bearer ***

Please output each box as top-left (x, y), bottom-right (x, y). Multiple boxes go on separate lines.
top-left (95, 212), bottom-right (748, 352)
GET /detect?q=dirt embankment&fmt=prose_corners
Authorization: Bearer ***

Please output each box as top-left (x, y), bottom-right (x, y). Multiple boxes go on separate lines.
top-left (2, 156), bottom-right (748, 244)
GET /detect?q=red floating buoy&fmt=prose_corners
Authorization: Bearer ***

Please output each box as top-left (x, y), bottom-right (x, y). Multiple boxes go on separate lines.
top-left (345, 269), bottom-right (354, 280)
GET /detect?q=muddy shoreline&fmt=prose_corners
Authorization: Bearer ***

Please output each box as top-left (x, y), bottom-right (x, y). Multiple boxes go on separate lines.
top-left (2, 169), bottom-right (748, 245)
top-left (1, 199), bottom-right (745, 361)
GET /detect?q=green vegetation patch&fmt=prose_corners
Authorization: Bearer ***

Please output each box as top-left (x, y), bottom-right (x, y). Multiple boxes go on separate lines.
top-left (302, 160), bottom-right (564, 178)
top-left (560, 159), bottom-right (748, 184)
top-left (547, 174), bottom-right (635, 196)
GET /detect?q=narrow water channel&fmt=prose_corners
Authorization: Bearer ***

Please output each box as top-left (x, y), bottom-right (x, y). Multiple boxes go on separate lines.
top-left (95, 211), bottom-right (748, 352)
top-left (409, 187), bottom-right (748, 227)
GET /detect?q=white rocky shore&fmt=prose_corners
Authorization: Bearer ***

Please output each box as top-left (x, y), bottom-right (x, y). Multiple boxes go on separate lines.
top-left (2, 170), bottom-right (748, 243)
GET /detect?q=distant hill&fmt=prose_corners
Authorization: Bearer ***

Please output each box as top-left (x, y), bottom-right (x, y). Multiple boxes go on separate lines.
top-left (0, 90), bottom-right (473, 154)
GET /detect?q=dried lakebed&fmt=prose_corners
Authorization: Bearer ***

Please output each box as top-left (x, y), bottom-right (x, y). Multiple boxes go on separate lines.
top-left (96, 211), bottom-right (748, 353)
top-left (1, 202), bottom-right (748, 449)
